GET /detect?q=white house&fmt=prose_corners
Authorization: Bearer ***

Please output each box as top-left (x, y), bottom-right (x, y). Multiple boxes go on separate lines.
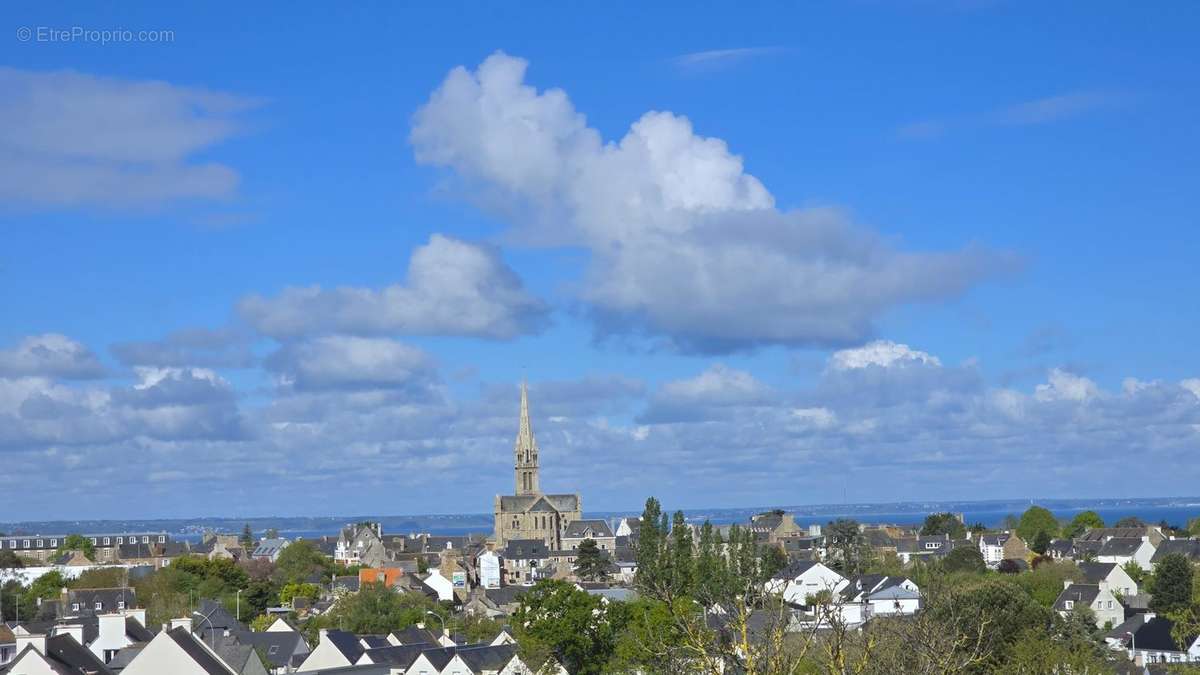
top-left (1078, 561), bottom-right (1138, 596)
top-left (764, 561), bottom-right (847, 605)
top-left (297, 629), bottom-right (364, 671)
top-left (1096, 537), bottom-right (1157, 570)
top-left (978, 533), bottom-right (1009, 566)
top-left (835, 576), bottom-right (920, 626)
top-left (478, 550), bottom-right (501, 590)
top-left (1053, 582), bottom-right (1123, 629)
top-left (2, 633), bottom-right (111, 675)
top-left (1107, 613), bottom-right (1200, 665)
top-left (120, 627), bottom-right (241, 675)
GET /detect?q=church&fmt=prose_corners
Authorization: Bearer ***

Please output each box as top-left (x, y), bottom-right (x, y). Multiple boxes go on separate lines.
top-left (493, 382), bottom-right (582, 549)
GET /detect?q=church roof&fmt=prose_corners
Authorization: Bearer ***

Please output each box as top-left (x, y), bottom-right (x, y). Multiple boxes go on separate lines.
top-left (498, 493), bottom-right (579, 513)
top-left (515, 381), bottom-right (538, 459)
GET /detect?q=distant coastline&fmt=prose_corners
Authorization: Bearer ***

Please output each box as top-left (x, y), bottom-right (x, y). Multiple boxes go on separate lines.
top-left (3, 496), bottom-right (1197, 542)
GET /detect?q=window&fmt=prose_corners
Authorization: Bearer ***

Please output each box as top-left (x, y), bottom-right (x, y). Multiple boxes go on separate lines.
top-left (158, 536), bottom-right (165, 543)
top-left (141, 536), bottom-right (149, 544)
top-left (117, 537), bottom-right (123, 544)
top-left (90, 538), bottom-right (97, 545)
top-left (23, 540), bottom-right (30, 548)
top-left (117, 601), bottom-right (125, 610)
top-left (104, 537), bottom-right (110, 545)
top-left (95, 602), bottom-right (103, 610)
top-left (268, 646), bottom-right (279, 655)
top-left (1064, 600), bottom-right (1074, 610)
top-left (36, 539), bottom-right (43, 547)
top-left (72, 603), bottom-right (80, 611)
top-left (50, 539), bottom-right (57, 547)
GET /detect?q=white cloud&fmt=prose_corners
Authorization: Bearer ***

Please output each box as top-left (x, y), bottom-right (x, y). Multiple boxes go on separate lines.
top-left (239, 234), bottom-right (548, 340)
top-left (412, 52), bottom-right (1010, 351)
top-left (265, 336), bottom-right (437, 393)
top-left (660, 364), bottom-right (767, 403)
top-left (1181, 378), bottom-right (1200, 400)
top-left (0, 67), bottom-right (255, 207)
top-left (830, 340), bottom-right (942, 370)
top-left (0, 334), bottom-right (107, 379)
top-left (671, 47), bottom-right (790, 70)
top-left (790, 407), bottom-right (837, 429)
top-left (1034, 368), bottom-right (1099, 402)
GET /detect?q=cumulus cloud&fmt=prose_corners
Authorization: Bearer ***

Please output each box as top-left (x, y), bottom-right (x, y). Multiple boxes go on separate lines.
top-left (239, 234), bottom-right (548, 340)
top-left (411, 52), bottom-right (1011, 352)
top-left (829, 340), bottom-right (942, 370)
top-left (1034, 368), bottom-right (1099, 402)
top-left (265, 336), bottom-right (438, 394)
top-left (0, 334), bottom-right (107, 379)
top-left (639, 364), bottom-right (770, 423)
top-left (0, 67), bottom-right (256, 207)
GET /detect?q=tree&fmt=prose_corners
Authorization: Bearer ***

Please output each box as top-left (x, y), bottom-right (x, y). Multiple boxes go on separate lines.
top-left (943, 546), bottom-right (987, 574)
top-left (71, 567), bottom-right (127, 589)
top-left (634, 497), bottom-right (671, 601)
top-left (1031, 530), bottom-right (1052, 555)
top-left (56, 534), bottom-right (96, 561)
top-left (512, 579), bottom-right (624, 675)
top-left (310, 581), bottom-right (436, 635)
top-left (1, 580), bottom-right (34, 622)
top-left (922, 513), bottom-right (967, 539)
top-left (249, 614), bottom-right (273, 632)
top-left (279, 582), bottom-right (320, 605)
top-left (573, 539), bottom-right (609, 582)
top-left (1150, 553), bottom-right (1194, 614)
top-left (1063, 511), bottom-right (1105, 539)
top-left (1015, 561), bottom-right (1084, 608)
top-left (759, 545), bottom-right (788, 580)
top-left (998, 559), bottom-right (1022, 574)
top-left (273, 541), bottom-right (331, 585)
top-left (240, 524), bottom-right (254, 548)
top-left (827, 519), bottom-right (867, 576)
top-left (1016, 506), bottom-right (1058, 543)
top-left (668, 511), bottom-right (694, 595)
top-left (0, 550), bottom-right (25, 569)
top-left (264, 528), bottom-right (280, 539)
top-left (1113, 516), bottom-right (1145, 528)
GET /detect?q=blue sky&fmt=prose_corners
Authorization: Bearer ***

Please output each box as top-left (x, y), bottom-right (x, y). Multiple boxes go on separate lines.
top-left (2, 2), bottom-right (1198, 520)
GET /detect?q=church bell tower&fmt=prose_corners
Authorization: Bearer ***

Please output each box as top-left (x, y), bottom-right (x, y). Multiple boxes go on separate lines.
top-left (514, 381), bottom-right (540, 496)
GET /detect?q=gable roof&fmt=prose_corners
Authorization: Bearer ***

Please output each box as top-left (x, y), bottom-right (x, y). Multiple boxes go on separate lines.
top-left (1108, 614), bottom-right (1199, 652)
top-left (194, 599), bottom-right (244, 633)
top-left (361, 643), bottom-right (431, 667)
top-left (165, 627), bottom-right (236, 675)
top-left (1150, 538), bottom-right (1200, 563)
top-left (1077, 561), bottom-right (1118, 583)
top-left (773, 560), bottom-right (819, 580)
top-left (1053, 583), bottom-right (1102, 612)
top-left (323, 629), bottom-right (365, 664)
top-left (42, 633), bottom-right (113, 674)
top-left (1097, 537), bottom-right (1144, 557)
top-left (389, 626), bottom-right (441, 646)
top-left (503, 539), bottom-right (549, 560)
top-left (563, 520), bottom-right (614, 539)
top-left (229, 629), bottom-right (305, 668)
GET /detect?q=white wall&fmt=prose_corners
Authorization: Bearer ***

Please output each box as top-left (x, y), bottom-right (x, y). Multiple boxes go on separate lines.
top-left (121, 631), bottom-right (231, 675)
top-left (297, 632), bottom-right (353, 672)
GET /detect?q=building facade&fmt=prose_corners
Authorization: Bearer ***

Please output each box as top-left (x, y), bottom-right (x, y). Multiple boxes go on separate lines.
top-left (493, 383), bottom-right (582, 550)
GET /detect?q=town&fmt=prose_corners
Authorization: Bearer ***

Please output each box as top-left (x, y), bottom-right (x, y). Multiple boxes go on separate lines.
top-left (1, 387), bottom-right (1198, 674)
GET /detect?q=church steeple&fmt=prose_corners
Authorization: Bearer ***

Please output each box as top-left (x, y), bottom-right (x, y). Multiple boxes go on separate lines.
top-left (514, 380), bottom-right (540, 495)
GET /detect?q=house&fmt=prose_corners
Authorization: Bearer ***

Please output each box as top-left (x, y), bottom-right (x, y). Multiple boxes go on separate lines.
top-left (334, 524), bottom-right (385, 568)
top-left (1149, 539), bottom-right (1200, 567)
top-left (251, 539), bottom-right (290, 563)
top-left (1078, 561), bottom-right (1139, 596)
top-left (1053, 582), bottom-right (1123, 629)
top-left (118, 625), bottom-right (250, 675)
top-left (1096, 537), bottom-right (1156, 570)
top-left (1, 632), bottom-right (113, 675)
top-left (228, 627), bottom-right (311, 673)
top-left (1106, 613), bottom-right (1200, 665)
top-left (298, 630), bottom-right (364, 671)
top-left (748, 511), bottom-right (802, 542)
top-left (388, 625), bottom-right (452, 648)
top-left (502, 540), bottom-right (550, 585)
top-left (0, 625), bottom-right (15, 666)
top-left (1045, 538), bottom-right (1075, 560)
top-left (478, 586), bottom-right (531, 618)
top-left (614, 517), bottom-right (641, 538)
top-left (560, 520), bottom-right (616, 552)
top-left (836, 575), bottom-right (920, 625)
top-left (896, 534), bottom-right (960, 565)
top-left (977, 532), bottom-right (1029, 568)
top-left (88, 612), bottom-right (154, 663)
top-left (477, 550), bottom-right (501, 590)
top-left (1078, 526), bottom-right (1166, 548)
top-left (421, 569), bottom-right (455, 603)
top-left (764, 560), bottom-right (847, 605)
top-left (405, 643), bottom-right (531, 675)
top-left (0, 533), bottom-right (171, 565)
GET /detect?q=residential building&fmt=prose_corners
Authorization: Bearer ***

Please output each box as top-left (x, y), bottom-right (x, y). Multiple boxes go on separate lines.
top-left (764, 560), bottom-right (847, 605)
top-left (1107, 613), bottom-right (1200, 665)
top-left (493, 383), bottom-right (582, 550)
top-left (251, 539), bottom-right (290, 563)
top-left (1054, 582), bottom-right (1123, 629)
top-left (1078, 526), bottom-right (1166, 548)
top-left (2, 633), bottom-right (113, 675)
top-left (560, 520), bottom-right (616, 552)
top-left (1096, 537), bottom-right (1156, 570)
top-left (748, 511), bottom-right (802, 542)
top-left (977, 532), bottom-right (1028, 567)
top-left (1150, 538), bottom-right (1200, 567)
top-left (1078, 561), bottom-right (1139, 596)
top-left (836, 575), bottom-right (921, 625)
top-left (502, 539), bottom-right (550, 585)
top-left (119, 626), bottom-right (242, 675)
top-left (0, 533), bottom-right (171, 564)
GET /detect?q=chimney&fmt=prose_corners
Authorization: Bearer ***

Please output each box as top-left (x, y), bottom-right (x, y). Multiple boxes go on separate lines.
top-left (100, 613), bottom-right (126, 643)
top-left (128, 608), bottom-right (147, 627)
top-left (15, 633), bottom-right (47, 656)
top-left (169, 616), bottom-right (193, 633)
top-left (54, 624), bottom-right (85, 646)
top-left (319, 628), bottom-right (329, 640)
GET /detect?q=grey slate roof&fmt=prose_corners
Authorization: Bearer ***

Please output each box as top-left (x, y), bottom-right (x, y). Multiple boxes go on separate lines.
top-left (229, 629), bottom-right (306, 668)
top-left (497, 494), bottom-right (580, 513)
top-left (1097, 537), bottom-right (1143, 557)
top-left (166, 627), bottom-right (236, 675)
top-left (1150, 538), bottom-right (1200, 563)
top-left (772, 560), bottom-right (818, 580)
top-left (323, 629), bottom-right (365, 664)
top-left (1053, 583), bottom-right (1101, 612)
top-left (331, 576), bottom-right (361, 593)
top-left (40, 633), bottom-right (114, 675)
top-left (362, 643), bottom-right (432, 667)
top-left (389, 626), bottom-right (442, 645)
top-left (503, 539), bottom-right (549, 560)
top-left (106, 643), bottom-right (147, 672)
top-left (1077, 561), bottom-right (1118, 584)
top-left (193, 599), bottom-right (245, 634)
top-left (252, 538), bottom-right (289, 558)
top-left (483, 586), bottom-right (530, 607)
top-left (1108, 613), bottom-right (1198, 652)
top-left (66, 588), bottom-right (138, 616)
top-left (563, 520), bottom-right (614, 539)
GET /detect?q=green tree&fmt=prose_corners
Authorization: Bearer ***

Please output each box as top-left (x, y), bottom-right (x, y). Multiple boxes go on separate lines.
top-left (70, 567), bottom-right (127, 589)
top-left (1016, 506), bottom-right (1059, 543)
top-left (572, 539), bottom-right (609, 582)
top-left (693, 521), bottom-right (729, 607)
top-left (273, 540), bottom-right (331, 585)
top-left (1031, 530), bottom-right (1052, 555)
top-left (310, 581), bottom-right (436, 635)
top-left (921, 513), bottom-right (967, 539)
top-left (1, 580), bottom-right (34, 622)
top-left (634, 497), bottom-right (671, 600)
top-left (56, 534), bottom-right (96, 561)
top-left (0, 550), bottom-right (25, 569)
top-left (943, 546), bottom-right (987, 574)
top-left (249, 614), bottom-right (274, 631)
top-left (1016, 560), bottom-right (1084, 607)
top-left (1113, 516), bottom-right (1145, 528)
top-left (241, 524), bottom-right (254, 548)
top-left (1150, 553), bottom-right (1194, 614)
top-left (279, 582), bottom-right (320, 605)
top-left (512, 579), bottom-right (625, 675)
top-left (264, 528), bottom-right (280, 539)
top-left (827, 519), bottom-right (867, 575)
top-left (668, 511), bottom-right (694, 595)
top-left (759, 545), bottom-right (788, 580)
top-left (1063, 511), bottom-right (1105, 539)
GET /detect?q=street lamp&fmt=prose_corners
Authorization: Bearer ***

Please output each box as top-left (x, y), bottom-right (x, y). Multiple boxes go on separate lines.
top-left (425, 610), bottom-right (446, 643)
top-left (236, 589), bottom-right (244, 623)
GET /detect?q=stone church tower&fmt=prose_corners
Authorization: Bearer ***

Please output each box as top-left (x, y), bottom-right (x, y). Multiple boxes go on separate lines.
top-left (493, 382), bottom-right (582, 550)
top-left (514, 381), bottom-right (540, 496)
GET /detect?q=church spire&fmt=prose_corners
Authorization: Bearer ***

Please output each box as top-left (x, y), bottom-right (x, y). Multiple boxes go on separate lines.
top-left (514, 380), bottom-right (540, 496)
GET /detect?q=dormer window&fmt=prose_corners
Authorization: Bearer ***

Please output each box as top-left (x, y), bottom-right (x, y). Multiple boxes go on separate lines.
top-left (95, 602), bottom-right (103, 610)
top-left (118, 601), bottom-right (126, 610)
top-left (117, 537), bottom-right (123, 544)
top-left (50, 539), bottom-right (57, 547)
top-left (104, 537), bottom-right (110, 545)
top-left (36, 539), bottom-right (43, 547)
top-left (72, 603), bottom-right (80, 611)
top-left (1064, 600), bottom-right (1074, 610)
